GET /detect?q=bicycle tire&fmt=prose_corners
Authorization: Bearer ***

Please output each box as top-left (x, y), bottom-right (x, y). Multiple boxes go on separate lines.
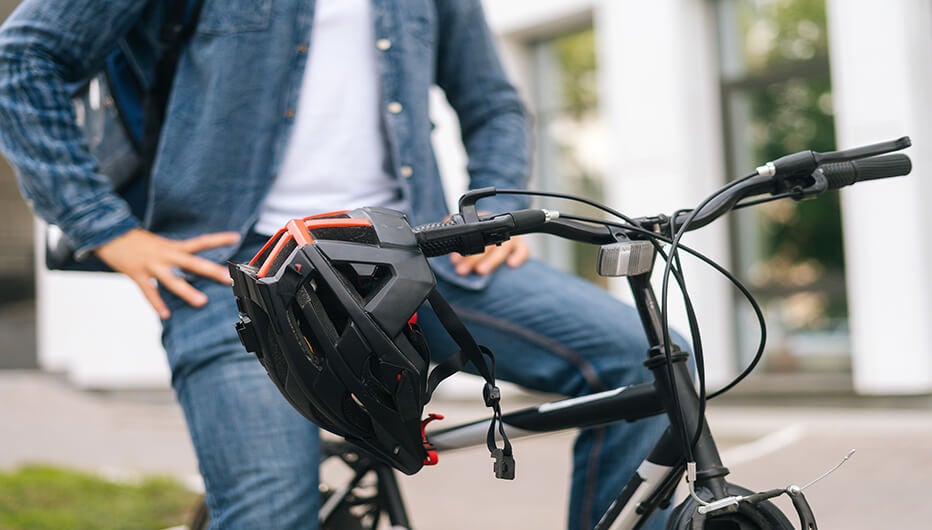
top-left (667, 483), bottom-right (795, 530)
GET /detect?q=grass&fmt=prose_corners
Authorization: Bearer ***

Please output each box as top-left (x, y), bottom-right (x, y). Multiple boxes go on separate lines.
top-left (0, 464), bottom-right (201, 530)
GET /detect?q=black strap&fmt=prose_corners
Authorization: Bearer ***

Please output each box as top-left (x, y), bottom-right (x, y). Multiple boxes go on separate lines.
top-left (140, 0), bottom-right (206, 166)
top-left (425, 289), bottom-right (515, 479)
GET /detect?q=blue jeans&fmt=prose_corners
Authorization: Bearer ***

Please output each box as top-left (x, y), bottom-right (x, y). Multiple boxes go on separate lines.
top-left (163, 235), bottom-right (671, 529)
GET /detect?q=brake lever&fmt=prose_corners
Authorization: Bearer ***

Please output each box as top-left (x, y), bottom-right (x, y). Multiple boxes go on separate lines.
top-left (456, 186), bottom-right (498, 223)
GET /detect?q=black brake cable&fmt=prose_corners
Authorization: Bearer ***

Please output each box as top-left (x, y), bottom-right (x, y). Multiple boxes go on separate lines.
top-left (494, 189), bottom-right (697, 458)
top-left (560, 213), bottom-right (767, 446)
top-left (495, 187), bottom-right (769, 461)
top-left (658, 172), bottom-right (761, 469)
top-left (556, 213), bottom-right (767, 394)
top-left (667, 208), bottom-right (709, 451)
top-left (731, 191), bottom-right (803, 210)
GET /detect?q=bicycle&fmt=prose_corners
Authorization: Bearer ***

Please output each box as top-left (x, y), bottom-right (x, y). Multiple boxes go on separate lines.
top-left (194, 137), bottom-right (912, 529)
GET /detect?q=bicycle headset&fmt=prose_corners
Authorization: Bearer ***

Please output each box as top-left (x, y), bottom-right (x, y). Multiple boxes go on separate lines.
top-left (229, 207), bottom-right (514, 477)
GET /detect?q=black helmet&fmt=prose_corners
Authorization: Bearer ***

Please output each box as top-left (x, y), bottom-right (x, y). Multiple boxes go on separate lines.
top-left (230, 208), bottom-right (437, 474)
top-left (232, 207), bottom-right (515, 478)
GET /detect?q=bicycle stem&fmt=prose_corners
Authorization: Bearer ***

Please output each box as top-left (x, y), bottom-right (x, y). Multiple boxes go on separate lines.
top-left (628, 272), bottom-right (730, 497)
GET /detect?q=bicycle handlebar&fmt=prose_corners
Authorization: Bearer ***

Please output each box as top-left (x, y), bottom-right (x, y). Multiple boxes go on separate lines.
top-left (819, 152), bottom-right (912, 189)
top-left (413, 140), bottom-right (913, 257)
top-left (669, 153), bottom-right (913, 231)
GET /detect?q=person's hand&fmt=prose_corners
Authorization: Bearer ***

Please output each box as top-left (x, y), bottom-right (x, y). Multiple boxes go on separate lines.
top-left (94, 228), bottom-right (241, 319)
top-left (449, 236), bottom-right (529, 276)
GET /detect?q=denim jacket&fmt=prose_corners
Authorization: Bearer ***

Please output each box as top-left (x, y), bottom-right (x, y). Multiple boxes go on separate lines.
top-left (0, 0), bottom-right (530, 288)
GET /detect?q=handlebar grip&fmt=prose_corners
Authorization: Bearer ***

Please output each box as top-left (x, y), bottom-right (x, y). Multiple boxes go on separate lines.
top-left (413, 209), bottom-right (550, 257)
top-left (413, 221), bottom-right (464, 257)
top-left (820, 154), bottom-right (912, 190)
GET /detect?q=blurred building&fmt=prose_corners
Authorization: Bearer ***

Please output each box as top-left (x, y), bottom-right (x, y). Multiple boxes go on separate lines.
top-left (2, 0), bottom-right (930, 395)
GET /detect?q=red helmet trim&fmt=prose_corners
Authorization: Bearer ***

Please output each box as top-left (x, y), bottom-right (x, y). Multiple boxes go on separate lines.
top-left (253, 218), bottom-right (374, 278)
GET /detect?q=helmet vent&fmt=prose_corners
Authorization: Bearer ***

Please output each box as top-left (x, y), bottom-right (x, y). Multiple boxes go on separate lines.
top-left (309, 225), bottom-right (379, 246)
top-left (266, 237), bottom-right (298, 277)
top-left (333, 263), bottom-right (392, 302)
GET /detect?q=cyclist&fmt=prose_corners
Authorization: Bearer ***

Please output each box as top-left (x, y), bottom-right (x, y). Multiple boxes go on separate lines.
top-left (0, 1), bottom-right (671, 528)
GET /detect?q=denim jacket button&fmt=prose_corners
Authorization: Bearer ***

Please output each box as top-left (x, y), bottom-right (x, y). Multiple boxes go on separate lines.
top-left (400, 165), bottom-right (413, 178)
top-left (387, 102), bottom-right (403, 114)
top-left (284, 109), bottom-right (295, 118)
top-left (376, 38), bottom-right (392, 51)
top-left (296, 43), bottom-right (308, 54)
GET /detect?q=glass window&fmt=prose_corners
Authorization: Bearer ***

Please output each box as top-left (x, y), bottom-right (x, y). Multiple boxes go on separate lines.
top-left (715, 0), bottom-right (848, 375)
top-left (530, 26), bottom-right (608, 286)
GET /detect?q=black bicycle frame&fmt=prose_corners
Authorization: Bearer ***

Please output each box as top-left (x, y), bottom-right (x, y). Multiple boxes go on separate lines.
top-left (322, 258), bottom-right (733, 530)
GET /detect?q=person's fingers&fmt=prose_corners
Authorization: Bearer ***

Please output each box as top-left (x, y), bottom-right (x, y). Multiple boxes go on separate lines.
top-left (94, 228), bottom-right (238, 316)
top-left (506, 238), bottom-right (530, 268)
top-left (473, 244), bottom-right (512, 275)
top-left (452, 238), bottom-right (530, 276)
top-left (178, 231), bottom-right (240, 253)
top-left (453, 252), bottom-right (484, 275)
top-left (175, 252), bottom-right (233, 285)
top-left (133, 274), bottom-right (171, 319)
top-left (156, 267), bottom-right (209, 308)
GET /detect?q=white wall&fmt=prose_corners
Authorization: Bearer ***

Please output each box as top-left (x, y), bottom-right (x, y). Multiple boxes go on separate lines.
top-left (478, 0), bottom-right (736, 386)
top-left (595, 0), bottom-right (734, 385)
top-left (827, 0), bottom-right (932, 394)
top-left (33, 223), bottom-right (170, 389)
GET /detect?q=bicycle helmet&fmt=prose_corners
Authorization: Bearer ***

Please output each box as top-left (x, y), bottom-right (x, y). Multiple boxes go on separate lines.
top-left (230, 207), bottom-right (438, 474)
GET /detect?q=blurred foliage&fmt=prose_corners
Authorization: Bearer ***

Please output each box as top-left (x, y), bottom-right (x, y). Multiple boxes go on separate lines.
top-left (0, 464), bottom-right (199, 530)
top-left (731, 0), bottom-right (829, 73)
top-left (725, 0), bottom-right (845, 322)
top-left (552, 29), bottom-right (598, 119)
top-left (542, 28), bottom-right (606, 284)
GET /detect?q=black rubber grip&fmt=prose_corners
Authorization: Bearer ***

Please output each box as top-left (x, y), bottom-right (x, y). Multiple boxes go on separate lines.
top-left (820, 154), bottom-right (912, 190)
top-left (413, 220), bottom-right (465, 257)
top-left (413, 210), bottom-right (549, 257)
top-left (417, 235), bottom-right (465, 257)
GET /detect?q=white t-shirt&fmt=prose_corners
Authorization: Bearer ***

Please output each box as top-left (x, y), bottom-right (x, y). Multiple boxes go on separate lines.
top-left (255, 0), bottom-right (402, 235)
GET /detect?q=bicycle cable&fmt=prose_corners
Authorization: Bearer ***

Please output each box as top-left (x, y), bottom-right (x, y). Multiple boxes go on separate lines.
top-left (495, 186), bottom-right (769, 467)
top-left (658, 171), bottom-right (761, 484)
top-left (557, 212), bottom-right (768, 448)
top-left (555, 213), bottom-right (768, 392)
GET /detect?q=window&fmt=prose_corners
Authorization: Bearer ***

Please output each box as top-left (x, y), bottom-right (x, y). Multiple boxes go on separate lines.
top-left (715, 0), bottom-right (848, 374)
top-left (530, 26), bottom-right (608, 285)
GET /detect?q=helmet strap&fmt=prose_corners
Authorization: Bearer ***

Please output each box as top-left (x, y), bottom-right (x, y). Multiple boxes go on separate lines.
top-left (424, 289), bottom-right (516, 480)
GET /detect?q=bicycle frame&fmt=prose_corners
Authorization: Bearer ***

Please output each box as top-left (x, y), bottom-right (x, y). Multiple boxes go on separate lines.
top-left (224, 139), bottom-right (911, 530)
top-left (321, 254), bottom-right (730, 530)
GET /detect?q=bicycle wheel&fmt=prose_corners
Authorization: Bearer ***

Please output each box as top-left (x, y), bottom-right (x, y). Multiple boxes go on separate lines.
top-left (667, 483), bottom-right (795, 530)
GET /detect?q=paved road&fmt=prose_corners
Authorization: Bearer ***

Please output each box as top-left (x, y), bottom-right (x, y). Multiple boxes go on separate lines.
top-left (2, 372), bottom-right (930, 529)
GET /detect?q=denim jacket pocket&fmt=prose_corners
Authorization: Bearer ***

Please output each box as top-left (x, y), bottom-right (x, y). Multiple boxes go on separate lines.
top-left (196, 0), bottom-right (272, 35)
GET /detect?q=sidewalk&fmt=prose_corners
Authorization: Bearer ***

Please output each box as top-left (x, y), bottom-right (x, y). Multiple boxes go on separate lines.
top-left (0, 371), bottom-right (198, 488)
top-left (2, 370), bottom-right (931, 528)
